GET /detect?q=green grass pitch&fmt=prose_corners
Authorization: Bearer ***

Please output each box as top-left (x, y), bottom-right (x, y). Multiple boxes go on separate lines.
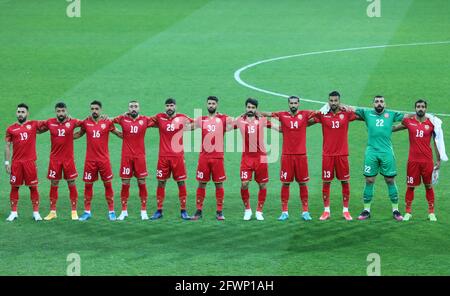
top-left (0, 0), bottom-right (449, 275)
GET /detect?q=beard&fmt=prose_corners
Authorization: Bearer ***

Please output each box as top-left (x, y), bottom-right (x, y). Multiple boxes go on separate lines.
top-left (166, 109), bottom-right (175, 116)
top-left (246, 111), bottom-right (255, 117)
top-left (416, 110), bottom-right (425, 118)
top-left (290, 107), bottom-right (298, 113)
top-left (92, 112), bottom-right (99, 119)
top-left (208, 107), bottom-right (216, 114)
top-left (375, 106), bottom-right (384, 113)
top-left (57, 115), bottom-right (66, 122)
top-left (17, 116), bottom-right (27, 124)
top-left (130, 111), bottom-right (138, 118)
top-left (330, 105), bottom-right (339, 112)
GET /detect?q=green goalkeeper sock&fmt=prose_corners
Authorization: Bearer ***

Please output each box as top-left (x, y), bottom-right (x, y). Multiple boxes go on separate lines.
top-left (363, 183), bottom-right (374, 204)
top-left (388, 183), bottom-right (399, 204)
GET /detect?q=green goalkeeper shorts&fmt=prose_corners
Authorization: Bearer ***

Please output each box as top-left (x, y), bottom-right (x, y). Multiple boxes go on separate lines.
top-left (363, 150), bottom-right (397, 177)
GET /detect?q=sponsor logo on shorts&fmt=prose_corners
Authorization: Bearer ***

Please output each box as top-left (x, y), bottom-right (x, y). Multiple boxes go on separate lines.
top-left (70, 173), bottom-right (78, 177)
top-left (261, 177), bottom-right (269, 182)
top-left (106, 175), bottom-right (113, 179)
top-left (178, 175), bottom-right (186, 179)
top-left (219, 176), bottom-right (226, 180)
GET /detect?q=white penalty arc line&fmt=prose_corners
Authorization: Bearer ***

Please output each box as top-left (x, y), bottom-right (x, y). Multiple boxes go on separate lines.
top-left (234, 40), bottom-right (450, 117)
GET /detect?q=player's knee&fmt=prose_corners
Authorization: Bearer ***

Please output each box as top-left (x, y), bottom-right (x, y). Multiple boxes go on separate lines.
top-left (51, 180), bottom-right (59, 187)
top-left (282, 183), bottom-right (290, 187)
top-left (258, 183), bottom-right (267, 189)
top-left (158, 181), bottom-right (166, 188)
top-left (198, 182), bottom-right (207, 189)
top-left (425, 184), bottom-right (433, 190)
top-left (137, 178), bottom-right (146, 185)
top-left (241, 182), bottom-right (249, 190)
top-left (177, 181), bottom-right (185, 187)
top-left (365, 177), bottom-right (375, 185)
top-left (214, 182), bottom-right (223, 189)
top-left (122, 179), bottom-right (131, 185)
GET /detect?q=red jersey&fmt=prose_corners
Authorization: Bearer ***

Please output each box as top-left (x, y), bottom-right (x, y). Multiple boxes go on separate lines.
top-left (80, 118), bottom-right (116, 162)
top-left (403, 117), bottom-right (435, 162)
top-left (314, 111), bottom-right (356, 156)
top-left (152, 113), bottom-right (193, 157)
top-left (272, 110), bottom-right (314, 155)
top-left (5, 120), bottom-right (44, 162)
top-left (41, 118), bottom-right (82, 161)
top-left (113, 115), bottom-right (155, 158)
top-left (234, 116), bottom-right (271, 157)
top-left (194, 114), bottom-right (229, 159)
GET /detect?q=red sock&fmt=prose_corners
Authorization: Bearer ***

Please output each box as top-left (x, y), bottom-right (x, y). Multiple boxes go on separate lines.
top-left (49, 185), bottom-right (59, 211)
top-left (120, 183), bottom-right (130, 211)
top-left (10, 186), bottom-right (19, 212)
top-left (29, 186), bottom-right (40, 212)
top-left (68, 184), bottom-right (78, 211)
top-left (156, 186), bottom-right (165, 210)
top-left (216, 187), bottom-right (224, 212)
top-left (84, 183), bottom-right (93, 211)
top-left (426, 187), bottom-right (435, 214)
top-left (257, 188), bottom-right (267, 212)
top-left (342, 182), bottom-right (350, 208)
top-left (300, 185), bottom-right (309, 212)
top-left (241, 188), bottom-right (250, 209)
top-left (196, 187), bottom-right (206, 210)
top-left (138, 183), bottom-right (148, 211)
top-left (281, 185), bottom-right (290, 212)
top-left (178, 184), bottom-right (187, 210)
top-left (104, 182), bottom-right (114, 212)
top-left (405, 187), bottom-right (415, 213)
top-left (322, 183), bottom-right (331, 208)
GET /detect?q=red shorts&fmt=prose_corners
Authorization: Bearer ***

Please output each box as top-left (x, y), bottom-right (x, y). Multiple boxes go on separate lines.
top-left (10, 160), bottom-right (38, 186)
top-left (322, 156), bottom-right (350, 182)
top-left (83, 160), bottom-right (113, 182)
top-left (120, 156), bottom-right (148, 179)
top-left (280, 154), bottom-right (309, 183)
top-left (47, 159), bottom-right (78, 181)
top-left (406, 160), bottom-right (434, 186)
top-left (156, 156), bottom-right (187, 181)
top-left (196, 156), bottom-right (226, 183)
top-left (240, 156), bottom-right (269, 183)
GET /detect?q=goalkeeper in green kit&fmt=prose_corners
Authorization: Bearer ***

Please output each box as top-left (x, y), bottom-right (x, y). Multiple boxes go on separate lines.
top-left (353, 96), bottom-right (408, 221)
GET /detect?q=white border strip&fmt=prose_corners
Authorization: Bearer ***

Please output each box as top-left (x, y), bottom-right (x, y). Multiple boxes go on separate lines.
top-left (234, 41), bottom-right (450, 117)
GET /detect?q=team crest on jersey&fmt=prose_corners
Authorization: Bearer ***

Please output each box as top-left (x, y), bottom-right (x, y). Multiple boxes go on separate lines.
top-left (339, 114), bottom-right (344, 120)
top-left (174, 118), bottom-right (179, 123)
top-left (425, 125), bottom-right (430, 130)
top-left (139, 120), bottom-right (144, 126)
top-left (101, 124), bottom-right (106, 129)
top-left (384, 113), bottom-right (390, 118)
top-left (298, 114), bottom-right (303, 120)
top-left (26, 125), bottom-right (31, 130)
top-left (216, 118), bottom-right (221, 123)
top-left (65, 122), bottom-right (71, 128)
top-left (255, 120), bottom-right (259, 124)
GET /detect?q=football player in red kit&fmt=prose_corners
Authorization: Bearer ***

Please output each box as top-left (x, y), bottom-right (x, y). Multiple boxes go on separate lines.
top-left (393, 99), bottom-right (441, 221)
top-left (190, 96), bottom-right (234, 221)
top-left (235, 98), bottom-right (279, 221)
top-left (150, 98), bottom-right (193, 220)
top-left (310, 91), bottom-right (357, 221)
top-left (113, 101), bottom-right (156, 221)
top-left (5, 103), bottom-right (46, 222)
top-left (75, 100), bottom-right (123, 221)
top-left (40, 102), bottom-right (82, 221)
top-left (259, 96), bottom-right (315, 221)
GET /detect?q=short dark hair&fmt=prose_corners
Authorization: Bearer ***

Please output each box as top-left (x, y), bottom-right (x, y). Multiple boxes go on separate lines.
top-left (55, 102), bottom-right (67, 109)
top-left (415, 99), bottom-right (427, 108)
top-left (288, 96), bottom-right (300, 102)
top-left (329, 91), bottom-right (341, 98)
top-left (17, 103), bottom-right (29, 110)
top-left (165, 98), bottom-right (176, 105)
top-left (373, 95), bottom-right (384, 101)
top-left (129, 100), bottom-right (139, 104)
top-left (245, 98), bottom-right (258, 108)
top-left (207, 96), bottom-right (219, 103)
top-left (90, 100), bottom-right (102, 108)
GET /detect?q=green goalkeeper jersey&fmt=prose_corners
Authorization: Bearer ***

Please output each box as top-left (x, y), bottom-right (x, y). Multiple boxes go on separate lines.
top-left (355, 108), bottom-right (404, 153)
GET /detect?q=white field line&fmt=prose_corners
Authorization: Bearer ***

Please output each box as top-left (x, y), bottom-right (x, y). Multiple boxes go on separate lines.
top-left (234, 41), bottom-right (450, 117)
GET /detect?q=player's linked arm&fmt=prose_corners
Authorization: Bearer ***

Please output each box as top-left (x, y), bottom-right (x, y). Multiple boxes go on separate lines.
top-left (111, 129), bottom-right (123, 139)
top-left (4, 141), bottom-right (11, 174)
top-left (73, 129), bottom-right (86, 140)
top-left (433, 134), bottom-right (441, 169)
top-left (392, 123), bottom-right (407, 132)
